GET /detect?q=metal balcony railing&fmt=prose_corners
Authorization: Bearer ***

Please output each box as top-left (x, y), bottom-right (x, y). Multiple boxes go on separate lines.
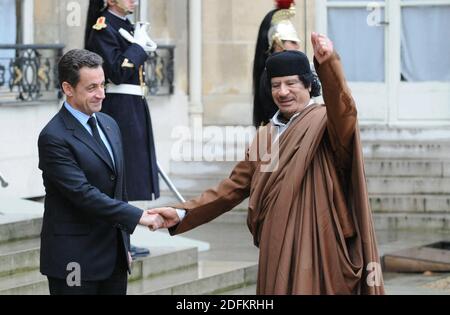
top-left (145, 44), bottom-right (175, 96)
top-left (0, 44), bottom-right (175, 104)
top-left (0, 44), bottom-right (64, 104)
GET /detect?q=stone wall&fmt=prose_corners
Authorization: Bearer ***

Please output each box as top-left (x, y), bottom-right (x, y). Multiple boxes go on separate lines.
top-left (202, 0), bottom-right (316, 125)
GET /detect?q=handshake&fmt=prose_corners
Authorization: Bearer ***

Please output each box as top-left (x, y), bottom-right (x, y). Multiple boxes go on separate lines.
top-left (119, 22), bottom-right (157, 52)
top-left (138, 207), bottom-right (180, 231)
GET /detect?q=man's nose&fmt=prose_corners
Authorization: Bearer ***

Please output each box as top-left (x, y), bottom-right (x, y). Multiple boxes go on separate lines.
top-left (97, 88), bottom-right (105, 99)
top-left (279, 84), bottom-right (290, 96)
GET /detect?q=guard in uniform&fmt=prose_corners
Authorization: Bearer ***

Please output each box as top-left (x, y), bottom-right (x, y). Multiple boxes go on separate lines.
top-left (252, 0), bottom-right (303, 127)
top-left (85, 0), bottom-right (160, 258)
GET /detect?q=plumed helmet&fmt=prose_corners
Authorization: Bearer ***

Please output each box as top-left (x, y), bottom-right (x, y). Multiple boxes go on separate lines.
top-left (267, 0), bottom-right (301, 50)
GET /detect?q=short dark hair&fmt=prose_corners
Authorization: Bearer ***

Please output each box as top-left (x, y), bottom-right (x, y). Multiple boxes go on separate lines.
top-left (299, 73), bottom-right (322, 98)
top-left (58, 49), bottom-right (103, 89)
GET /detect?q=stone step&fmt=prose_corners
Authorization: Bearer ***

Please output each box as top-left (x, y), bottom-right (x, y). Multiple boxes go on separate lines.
top-left (383, 273), bottom-right (450, 295)
top-left (128, 247), bottom-right (197, 282)
top-left (0, 237), bottom-right (40, 256)
top-left (170, 160), bottom-right (449, 178)
top-left (0, 243), bottom-right (40, 277)
top-left (161, 191), bottom-right (450, 214)
top-left (127, 264), bottom-right (199, 295)
top-left (141, 261), bottom-right (257, 295)
top-left (362, 143), bottom-right (450, 160)
top-left (0, 217), bottom-right (42, 244)
top-left (156, 195), bottom-right (450, 230)
top-left (0, 259), bottom-right (257, 296)
top-left (153, 201), bottom-right (449, 227)
top-left (367, 177), bottom-right (450, 195)
top-left (188, 125), bottom-right (450, 144)
top-left (0, 197), bottom-right (44, 243)
top-left (370, 195), bottom-right (450, 212)
top-left (162, 181), bottom-right (450, 213)
top-left (198, 125), bottom-right (450, 142)
top-left (223, 283), bottom-right (257, 295)
top-left (365, 160), bottom-right (448, 177)
top-left (163, 183), bottom-right (450, 212)
top-left (155, 195), bottom-right (450, 230)
top-left (0, 269), bottom-right (45, 293)
top-left (0, 246), bottom-right (198, 295)
top-left (373, 213), bottom-right (450, 231)
top-left (358, 126), bottom-right (450, 142)
top-left (175, 138), bottom-right (450, 161)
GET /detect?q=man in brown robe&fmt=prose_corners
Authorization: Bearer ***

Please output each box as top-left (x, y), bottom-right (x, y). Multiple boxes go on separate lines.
top-left (149, 33), bottom-right (385, 295)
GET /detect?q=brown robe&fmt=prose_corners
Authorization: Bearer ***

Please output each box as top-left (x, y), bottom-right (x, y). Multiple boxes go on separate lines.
top-left (170, 53), bottom-right (385, 295)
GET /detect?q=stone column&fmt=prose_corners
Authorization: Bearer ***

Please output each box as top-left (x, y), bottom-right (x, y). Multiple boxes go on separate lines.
top-left (189, 0), bottom-right (203, 126)
top-left (139, 0), bottom-right (148, 22)
top-left (23, 0), bottom-right (34, 44)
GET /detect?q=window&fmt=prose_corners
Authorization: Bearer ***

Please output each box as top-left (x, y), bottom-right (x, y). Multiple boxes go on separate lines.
top-left (317, 0), bottom-right (450, 124)
top-left (327, 0), bottom-right (385, 82)
top-left (0, 0), bottom-right (17, 86)
top-left (401, 2), bottom-right (450, 81)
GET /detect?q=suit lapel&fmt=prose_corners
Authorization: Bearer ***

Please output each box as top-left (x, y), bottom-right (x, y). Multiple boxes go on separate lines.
top-left (97, 115), bottom-right (121, 176)
top-left (59, 106), bottom-right (116, 173)
top-left (96, 115), bottom-right (124, 199)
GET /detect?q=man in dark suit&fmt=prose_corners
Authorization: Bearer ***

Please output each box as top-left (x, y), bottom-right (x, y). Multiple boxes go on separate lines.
top-left (38, 49), bottom-right (161, 295)
top-left (85, 0), bottom-right (160, 259)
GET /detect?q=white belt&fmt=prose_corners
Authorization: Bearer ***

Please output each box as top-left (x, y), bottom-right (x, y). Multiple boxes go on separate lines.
top-left (106, 84), bottom-right (144, 96)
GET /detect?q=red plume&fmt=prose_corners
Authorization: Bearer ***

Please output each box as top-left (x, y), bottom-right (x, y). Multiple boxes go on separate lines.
top-left (276, 0), bottom-right (295, 10)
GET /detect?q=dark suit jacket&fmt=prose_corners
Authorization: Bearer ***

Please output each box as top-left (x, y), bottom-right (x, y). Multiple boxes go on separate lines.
top-left (86, 10), bottom-right (160, 201)
top-left (38, 105), bottom-right (143, 281)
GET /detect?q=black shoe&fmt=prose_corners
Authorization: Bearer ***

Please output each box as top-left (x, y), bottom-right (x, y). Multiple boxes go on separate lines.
top-left (130, 245), bottom-right (150, 259)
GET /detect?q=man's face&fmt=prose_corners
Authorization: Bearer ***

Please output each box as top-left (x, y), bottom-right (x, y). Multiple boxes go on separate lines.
top-left (108, 0), bottom-right (136, 15)
top-left (271, 75), bottom-right (311, 119)
top-left (64, 67), bottom-right (105, 116)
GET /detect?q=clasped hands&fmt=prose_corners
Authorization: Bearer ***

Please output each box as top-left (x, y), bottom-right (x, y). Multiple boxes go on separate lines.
top-left (138, 207), bottom-right (179, 231)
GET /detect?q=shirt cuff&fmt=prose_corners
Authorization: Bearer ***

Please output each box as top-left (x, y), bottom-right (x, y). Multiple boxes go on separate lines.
top-left (176, 208), bottom-right (186, 221)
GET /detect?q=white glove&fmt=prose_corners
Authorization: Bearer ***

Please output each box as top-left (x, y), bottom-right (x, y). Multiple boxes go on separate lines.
top-left (119, 23), bottom-right (157, 52)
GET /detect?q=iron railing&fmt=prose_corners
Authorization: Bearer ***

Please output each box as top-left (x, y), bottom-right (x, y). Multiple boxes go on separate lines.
top-left (0, 44), bottom-right (64, 103)
top-left (0, 44), bottom-right (175, 104)
top-left (145, 44), bottom-right (175, 96)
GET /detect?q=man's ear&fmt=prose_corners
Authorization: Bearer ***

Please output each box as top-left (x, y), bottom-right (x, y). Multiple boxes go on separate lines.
top-left (62, 82), bottom-right (74, 97)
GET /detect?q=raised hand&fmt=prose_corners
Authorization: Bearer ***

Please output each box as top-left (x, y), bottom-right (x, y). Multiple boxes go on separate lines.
top-left (147, 207), bottom-right (180, 229)
top-left (311, 32), bottom-right (334, 64)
